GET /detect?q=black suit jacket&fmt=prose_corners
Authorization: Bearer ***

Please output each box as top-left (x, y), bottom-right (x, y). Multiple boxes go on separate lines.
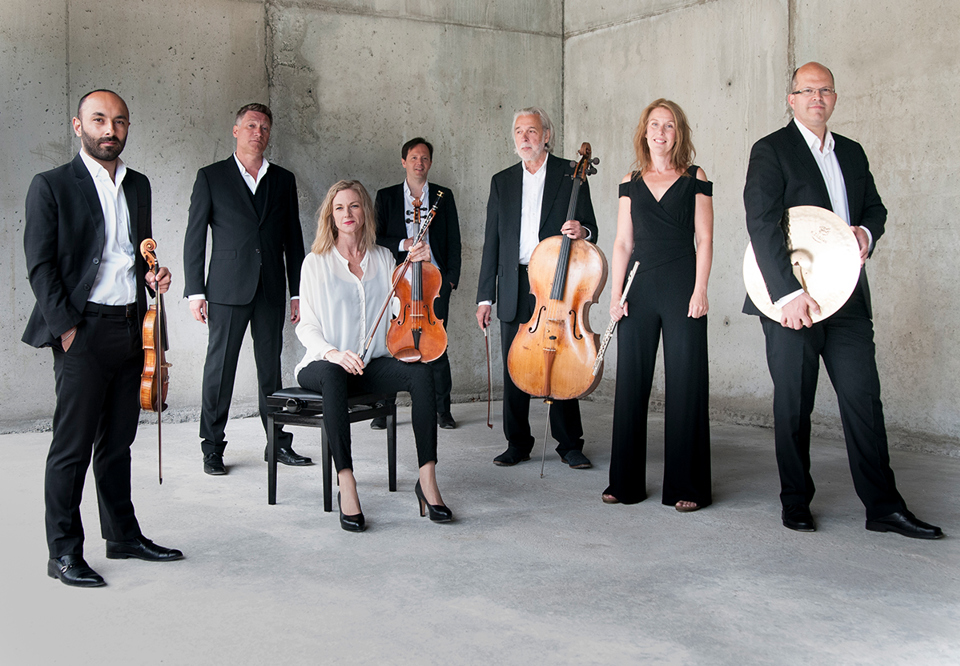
top-left (22, 154), bottom-right (153, 348)
top-left (183, 157), bottom-right (305, 306)
top-left (743, 121), bottom-right (886, 317)
top-left (374, 183), bottom-right (462, 289)
top-left (476, 153), bottom-right (599, 323)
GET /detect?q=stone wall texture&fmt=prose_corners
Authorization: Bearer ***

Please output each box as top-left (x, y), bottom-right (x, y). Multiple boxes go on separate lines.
top-left (2, 0), bottom-right (957, 454)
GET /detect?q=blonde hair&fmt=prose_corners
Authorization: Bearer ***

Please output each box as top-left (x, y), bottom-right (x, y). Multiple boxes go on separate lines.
top-left (631, 98), bottom-right (696, 178)
top-left (311, 180), bottom-right (377, 255)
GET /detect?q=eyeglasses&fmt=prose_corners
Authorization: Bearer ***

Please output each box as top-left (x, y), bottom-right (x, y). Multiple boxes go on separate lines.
top-left (790, 87), bottom-right (836, 97)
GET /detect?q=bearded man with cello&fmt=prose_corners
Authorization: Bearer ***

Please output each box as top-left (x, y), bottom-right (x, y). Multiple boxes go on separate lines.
top-left (476, 107), bottom-right (599, 469)
top-left (23, 90), bottom-right (183, 588)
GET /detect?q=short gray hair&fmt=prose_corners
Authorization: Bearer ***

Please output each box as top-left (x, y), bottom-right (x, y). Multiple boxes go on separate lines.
top-left (512, 106), bottom-right (554, 154)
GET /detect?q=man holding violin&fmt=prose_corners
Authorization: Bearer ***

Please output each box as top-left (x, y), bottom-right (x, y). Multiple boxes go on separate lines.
top-left (476, 107), bottom-right (598, 469)
top-left (23, 90), bottom-right (183, 587)
top-left (374, 137), bottom-right (462, 430)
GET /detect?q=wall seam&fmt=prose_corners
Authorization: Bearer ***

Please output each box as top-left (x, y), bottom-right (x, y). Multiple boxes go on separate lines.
top-left (271, 0), bottom-right (561, 38)
top-left (64, 0), bottom-right (70, 114)
top-left (564, 0), bottom-right (718, 39)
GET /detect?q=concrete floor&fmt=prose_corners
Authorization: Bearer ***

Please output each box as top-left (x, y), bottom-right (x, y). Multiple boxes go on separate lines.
top-left (1, 400), bottom-right (957, 665)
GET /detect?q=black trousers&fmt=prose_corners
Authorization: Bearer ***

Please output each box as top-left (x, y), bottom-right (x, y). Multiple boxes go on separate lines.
top-left (297, 357), bottom-right (437, 472)
top-left (45, 309), bottom-right (143, 558)
top-left (200, 280), bottom-right (290, 455)
top-left (760, 287), bottom-right (905, 519)
top-left (430, 282), bottom-right (454, 414)
top-left (607, 256), bottom-right (712, 506)
top-left (499, 265), bottom-right (584, 455)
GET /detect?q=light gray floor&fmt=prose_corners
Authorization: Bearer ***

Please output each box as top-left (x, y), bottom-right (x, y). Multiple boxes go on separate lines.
top-left (1, 401), bottom-right (957, 665)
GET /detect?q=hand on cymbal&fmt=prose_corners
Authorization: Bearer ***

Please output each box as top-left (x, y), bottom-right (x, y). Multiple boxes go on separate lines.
top-left (780, 293), bottom-right (820, 329)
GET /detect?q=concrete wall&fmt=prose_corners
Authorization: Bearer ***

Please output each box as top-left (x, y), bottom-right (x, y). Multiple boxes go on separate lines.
top-left (2, 0), bottom-right (269, 427)
top-left (2, 0), bottom-right (957, 454)
top-left (564, 0), bottom-right (960, 452)
top-left (265, 0), bottom-right (563, 412)
top-left (1, 0), bottom-right (564, 432)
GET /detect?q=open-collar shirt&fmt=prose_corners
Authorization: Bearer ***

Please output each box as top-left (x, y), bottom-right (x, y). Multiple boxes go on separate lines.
top-left (79, 150), bottom-right (137, 306)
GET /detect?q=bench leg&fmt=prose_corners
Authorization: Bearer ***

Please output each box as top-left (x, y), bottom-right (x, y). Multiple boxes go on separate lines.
top-left (387, 407), bottom-right (397, 492)
top-left (267, 415), bottom-right (278, 505)
top-left (322, 427), bottom-right (333, 512)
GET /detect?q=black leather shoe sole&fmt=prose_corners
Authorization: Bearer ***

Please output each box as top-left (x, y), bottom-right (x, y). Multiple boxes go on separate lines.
top-left (47, 557), bottom-right (105, 587)
top-left (438, 413), bottom-right (457, 430)
top-left (493, 452), bottom-right (531, 467)
top-left (782, 505), bottom-right (815, 532)
top-left (865, 514), bottom-right (944, 540)
top-left (369, 417), bottom-right (387, 430)
top-left (203, 454), bottom-right (226, 475)
top-left (267, 450), bottom-right (313, 466)
top-left (106, 540), bottom-right (184, 562)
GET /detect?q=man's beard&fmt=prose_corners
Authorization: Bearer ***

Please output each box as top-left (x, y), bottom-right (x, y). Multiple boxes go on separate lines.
top-left (81, 128), bottom-right (125, 161)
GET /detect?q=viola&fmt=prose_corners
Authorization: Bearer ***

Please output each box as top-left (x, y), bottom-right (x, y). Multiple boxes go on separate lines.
top-left (386, 195), bottom-right (448, 363)
top-left (139, 238), bottom-right (171, 484)
top-left (507, 143), bottom-right (607, 401)
top-left (362, 192), bottom-right (445, 362)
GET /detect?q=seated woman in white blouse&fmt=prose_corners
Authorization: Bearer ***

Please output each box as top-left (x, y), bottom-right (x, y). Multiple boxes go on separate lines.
top-left (295, 180), bottom-right (452, 531)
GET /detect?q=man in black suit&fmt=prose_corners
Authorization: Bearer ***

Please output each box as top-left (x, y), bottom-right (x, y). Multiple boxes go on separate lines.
top-left (183, 103), bottom-right (307, 475)
top-left (374, 137), bottom-right (462, 429)
top-left (476, 107), bottom-right (598, 469)
top-left (23, 90), bottom-right (183, 587)
top-left (743, 62), bottom-right (941, 538)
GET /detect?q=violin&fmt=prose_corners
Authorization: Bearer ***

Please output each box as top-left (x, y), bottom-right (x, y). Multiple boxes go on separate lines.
top-left (507, 143), bottom-right (607, 401)
top-left (139, 238), bottom-right (171, 484)
top-left (386, 195), bottom-right (448, 363)
top-left (362, 192), bottom-right (444, 362)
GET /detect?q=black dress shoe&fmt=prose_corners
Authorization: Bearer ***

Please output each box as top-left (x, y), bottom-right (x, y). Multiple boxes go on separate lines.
top-left (560, 450), bottom-right (592, 469)
top-left (47, 555), bottom-right (105, 587)
top-left (203, 452), bottom-right (226, 475)
top-left (866, 510), bottom-right (943, 539)
top-left (338, 492), bottom-right (365, 532)
top-left (106, 535), bottom-right (184, 561)
top-left (782, 504), bottom-right (816, 532)
top-left (415, 480), bottom-right (453, 523)
top-left (438, 412), bottom-right (457, 430)
top-left (370, 416), bottom-right (387, 430)
top-left (266, 446), bottom-right (313, 466)
top-left (493, 446), bottom-right (531, 466)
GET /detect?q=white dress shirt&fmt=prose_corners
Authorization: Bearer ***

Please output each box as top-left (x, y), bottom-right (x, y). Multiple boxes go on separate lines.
top-left (189, 154), bottom-right (297, 301)
top-left (295, 245), bottom-right (395, 377)
top-left (234, 152), bottom-right (269, 194)
top-left (403, 180), bottom-right (438, 268)
top-left (776, 119), bottom-right (870, 308)
top-left (79, 150), bottom-right (137, 306)
top-left (519, 159), bottom-right (548, 265)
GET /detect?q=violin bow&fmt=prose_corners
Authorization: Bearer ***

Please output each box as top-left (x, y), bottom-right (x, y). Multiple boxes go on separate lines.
top-left (484, 326), bottom-right (493, 428)
top-left (139, 239), bottom-right (166, 484)
top-left (361, 192), bottom-right (444, 362)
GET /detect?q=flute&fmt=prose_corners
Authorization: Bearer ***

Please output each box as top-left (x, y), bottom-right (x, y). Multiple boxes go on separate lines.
top-left (592, 260), bottom-right (640, 376)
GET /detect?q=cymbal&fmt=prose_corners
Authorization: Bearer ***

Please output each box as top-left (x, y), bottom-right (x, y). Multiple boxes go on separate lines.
top-left (743, 206), bottom-right (861, 323)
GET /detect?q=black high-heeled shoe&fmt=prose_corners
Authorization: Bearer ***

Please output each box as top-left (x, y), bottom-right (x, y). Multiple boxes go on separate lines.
top-left (338, 491), bottom-right (365, 532)
top-left (415, 480), bottom-right (453, 523)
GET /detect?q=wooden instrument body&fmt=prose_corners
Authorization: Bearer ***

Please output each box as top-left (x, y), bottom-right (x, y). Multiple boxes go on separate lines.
top-left (507, 235), bottom-right (608, 400)
top-left (139, 303), bottom-right (169, 412)
top-left (386, 259), bottom-right (448, 363)
top-left (138, 238), bottom-right (170, 413)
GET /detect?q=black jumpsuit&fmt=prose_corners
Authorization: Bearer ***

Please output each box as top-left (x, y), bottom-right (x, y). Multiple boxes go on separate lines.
top-left (604, 166), bottom-right (713, 506)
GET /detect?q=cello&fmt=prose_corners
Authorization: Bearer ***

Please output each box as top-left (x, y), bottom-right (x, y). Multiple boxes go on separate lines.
top-left (139, 238), bottom-right (171, 484)
top-left (507, 142), bottom-right (607, 401)
top-left (386, 195), bottom-right (448, 363)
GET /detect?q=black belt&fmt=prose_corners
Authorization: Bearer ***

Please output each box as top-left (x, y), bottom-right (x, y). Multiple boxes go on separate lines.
top-left (84, 302), bottom-right (137, 318)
